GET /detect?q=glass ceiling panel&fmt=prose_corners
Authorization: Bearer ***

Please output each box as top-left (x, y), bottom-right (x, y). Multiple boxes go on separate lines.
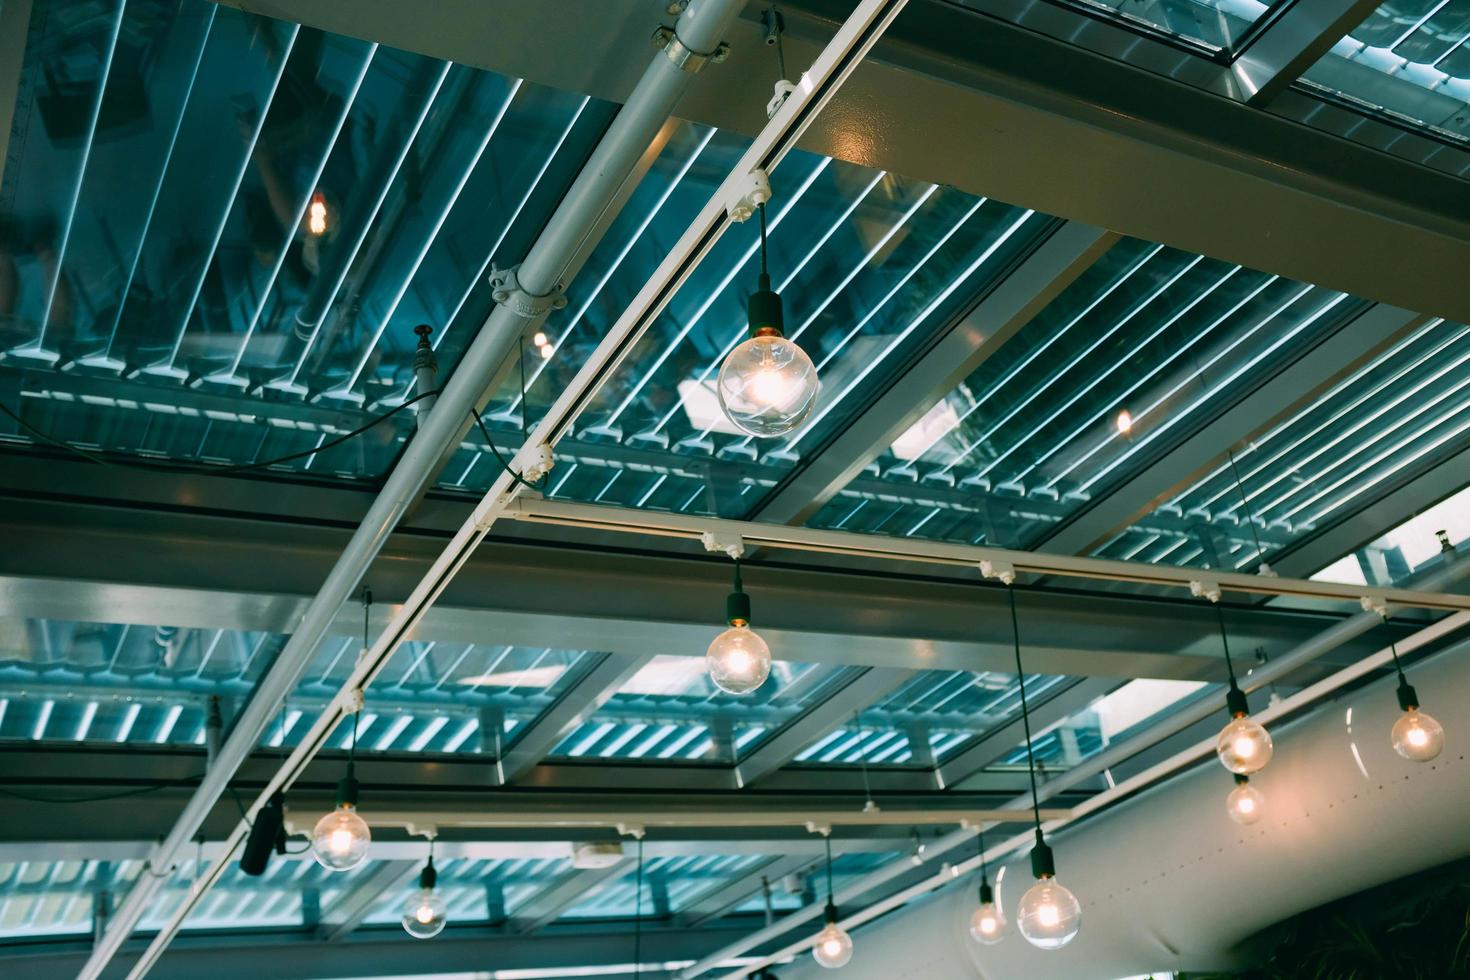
top-left (791, 670), bottom-right (1072, 768)
top-left (806, 238), bottom-right (1360, 549)
top-left (0, 0), bottom-right (602, 482)
top-left (991, 678), bottom-right (1216, 774)
top-left (1313, 481), bottom-right (1470, 586)
top-left (1038, 0), bottom-right (1278, 51)
top-left (546, 656), bottom-right (838, 765)
top-left (489, 133), bottom-right (1053, 518)
top-left (1301, 0), bottom-right (1470, 147)
top-left (0, 616), bottom-right (591, 757)
top-left (1096, 317), bottom-right (1470, 571)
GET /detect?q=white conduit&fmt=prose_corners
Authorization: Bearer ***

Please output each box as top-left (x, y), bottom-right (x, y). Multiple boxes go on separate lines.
top-left (712, 611), bottom-right (1470, 979)
top-left (116, 3), bottom-right (912, 978)
top-left (677, 554), bottom-right (1470, 979)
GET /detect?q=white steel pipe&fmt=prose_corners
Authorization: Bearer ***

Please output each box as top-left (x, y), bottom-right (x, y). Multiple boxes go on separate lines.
top-left (713, 615), bottom-right (1470, 979)
top-left (116, 4), bottom-right (910, 978)
top-left (82, 3), bottom-right (749, 978)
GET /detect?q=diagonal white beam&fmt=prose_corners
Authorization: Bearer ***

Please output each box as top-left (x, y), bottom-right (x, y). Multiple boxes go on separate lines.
top-left (511, 861), bottom-right (634, 933)
top-left (1226, 0), bottom-right (1383, 105)
top-left (317, 859), bottom-right (421, 942)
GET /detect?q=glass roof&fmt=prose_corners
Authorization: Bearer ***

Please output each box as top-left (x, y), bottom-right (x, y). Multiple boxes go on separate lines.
top-left (792, 670), bottom-right (1072, 768)
top-left (547, 656), bottom-right (837, 765)
top-left (1036, 0), bottom-right (1279, 51)
top-left (1096, 317), bottom-right (1470, 570)
top-left (0, 0), bottom-right (602, 481)
top-left (1301, 0), bottom-right (1470, 146)
top-left (1313, 480), bottom-right (1470, 586)
top-left (804, 237), bottom-right (1359, 548)
top-left (0, 615), bottom-right (591, 756)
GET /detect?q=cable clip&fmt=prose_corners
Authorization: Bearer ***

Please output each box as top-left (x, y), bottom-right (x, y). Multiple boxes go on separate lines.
top-left (979, 559), bottom-right (1015, 585)
top-left (767, 79), bottom-right (796, 118)
top-left (406, 823), bottom-right (439, 841)
top-left (519, 443), bottom-right (556, 482)
top-left (806, 821), bottom-right (833, 837)
top-left (724, 168), bottom-right (772, 223)
top-left (651, 25), bottom-right (730, 73)
top-left (1360, 594), bottom-right (1389, 618)
top-left (617, 822), bottom-right (646, 840)
top-left (701, 530), bottom-right (746, 560)
top-left (489, 264), bottom-right (567, 318)
top-left (1190, 579), bottom-right (1222, 603)
top-left (339, 688), bottom-right (366, 715)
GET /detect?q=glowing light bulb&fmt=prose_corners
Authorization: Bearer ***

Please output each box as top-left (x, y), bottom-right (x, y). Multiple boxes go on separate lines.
top-left (1226, 777), bottom-right (1264, 825)
top-left (310, 804), bottom-right (370, 871)
top-left (717, 333), bottom-right (818, 437)
top-left (1215, 714), bottom-right (1273, 775)
top-left (969, 902), bottom-right (1005, 945)
top-left (532, 331), bottom-right (548, 348)
top-left (307, 191), bottom-right (329, 236)
top-left (1116, 409), bottom-right (1132, 434)
top-left (706, 624), bottom-right (771, 695)
top-left (1392, 708), bottom-right (1444, 762)
top-left (1016, 878), bottom-right (1081, 950)
top-left (811, 921), bottom-right (853, 969)
top-left (539, 342), bottom-right (554, 360)
top-left (401, 887), bottom-right (447, 939)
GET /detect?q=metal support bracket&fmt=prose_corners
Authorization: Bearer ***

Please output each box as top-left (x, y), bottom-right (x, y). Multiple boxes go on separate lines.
top-left (701, 530), bottom-right (746, 560)
top-left (519, 444), bottom-right (556, 483)
top-left (489, 265), bottom-right (568, 318)
top-left (651, 25), bottom-right (730, 73)
top-left (979, 559), bottom-right (1016, 585)
top-left (1190, 579), bottom-right (1222, 603)
top-left (723, 167), bottom-right (772, 223)
top-left (1360, 594), bottom-right (1389, 618)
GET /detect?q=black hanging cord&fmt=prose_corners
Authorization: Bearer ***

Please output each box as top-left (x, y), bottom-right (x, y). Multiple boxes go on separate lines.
top-left (824, 833), bottom-right (836, 912)
top-left (733, 556), bottom-right (743, 594)
top-left (1007, 587), bottom-right (1045, 839)
top-left (1215, 600), bottom-right (1239, 685)
top-left (633, 836), bottom-right (645, 980)
top-left (767, 4), bottom-right (787, 81)
top-left (976, 829), bottom-right (988, 883)
top-left (1224, 448), bottom-right (1267, 566)
top-left (759, 202), bottom-right (771, 280)
top-left (469, 406), bottom-right (545, 493)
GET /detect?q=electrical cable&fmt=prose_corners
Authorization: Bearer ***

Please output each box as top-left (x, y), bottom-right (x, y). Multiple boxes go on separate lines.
top-left (633, 835), bottom-right (645, 980)
top-left (1215, 600), bottom-right (1240, 685)
top-left (0, 772), bottom-right (206, 804)
top-left (469, 405), bottom-right (546, 493)
top-left (1006, 586), bottom-right (1045, 838)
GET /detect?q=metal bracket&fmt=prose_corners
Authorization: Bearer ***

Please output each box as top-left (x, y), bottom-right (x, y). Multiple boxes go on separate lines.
top-left (651, 25), bottom-right (730, 73)
top-left (979, 559), bottom-right (1016, 586)
top-left (701, 530), bottom-right (746, 560)
top-left (806, 821), bottom-right (833, 837)
top-left (617, 822), bottom-right (647, 840)
top-left (489, 265), bottom-right (567, 318)
top-left (767, 79), bottom-right (796, 119)
top-left (1255, 561), bottom-right (1278, 578)
top-left (1360, 594), bottom-right (1389, 618)
top-left (519, 443), bottom-right (556, 482)
top-left (1189, 579), bottom-right (1222, 603)
top-left (406, 823), bottom-right (439, 841)
top-left (723, 167), bottom-right (772, 223)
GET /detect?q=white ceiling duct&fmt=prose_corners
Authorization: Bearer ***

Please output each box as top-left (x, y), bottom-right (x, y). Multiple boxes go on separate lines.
top-left (775, 639), bottom-right (1470, 979)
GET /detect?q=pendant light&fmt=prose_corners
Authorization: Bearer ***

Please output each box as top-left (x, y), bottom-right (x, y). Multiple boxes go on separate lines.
top-left (810, 835), bottom-right (854, 968)
top-left (311, 587), bottom-right (373, 871)
top-left (1226, 774), bottom-right (1264, 825)
top-left (1383, 623), bottom-right (1445, 762)
top-left (706, 559), bottom-right (772, 695)
top-left (716, 201), bottom-right (819, 437)
top-left (968, 831), bottom-right (1006, 945)
top-left (401, 839), bottom-right (447, 938)
top-left (1006, 587), bottom-right (1082, 950)
top-left (1211, 601), bottom-right (1273, 775)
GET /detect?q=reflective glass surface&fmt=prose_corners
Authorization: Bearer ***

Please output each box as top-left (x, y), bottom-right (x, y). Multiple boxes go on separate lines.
top-left (0, 0), bottom-right (601, 481)
top-left (1041, 0), bottom-right (1279, 50)
top-left (0, 616), bottom-right (591, 756)
top-left (792, 670), bottom-right (1072, 767)
top-left (1314, 481), bottom-right (1470, 585)
top-left (806, 238), bottom-right (1358, 548)
top-left (992, 678), bottom-right (1215, 772)
top-left (1302, 0), bottom-right (1470, 145)
top-left (1097, 318), bottom-right (1470, 569)
top-left (504, 135), bottom-right (1052, 518)
top-left (547, 656), bottom-right (839, 764)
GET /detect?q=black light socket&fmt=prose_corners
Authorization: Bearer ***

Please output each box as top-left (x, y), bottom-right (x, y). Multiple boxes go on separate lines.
top-left (726, 588), bottom-right (752, 626)
top-left (1030, 839), bottom-right (1055, 880)
top-left (1398, 680), bottom-right (1420, 712)
top-left (824, 898), bottom-right (839, 926)
top-left (336, 763), bottom-right (360, 809)
top-left (1233, 773), bottom-right (1249, 787)
top-left (239, 792), bottom-right (285, 877)
top-left (747, 272), bottom-right (784, 337)
top-left (978, 880), bottom-right (994, 904)
top-left (1225, 681), bottom-right (1249, 718)
top-left (419, 858), bottom-right (437, 890)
